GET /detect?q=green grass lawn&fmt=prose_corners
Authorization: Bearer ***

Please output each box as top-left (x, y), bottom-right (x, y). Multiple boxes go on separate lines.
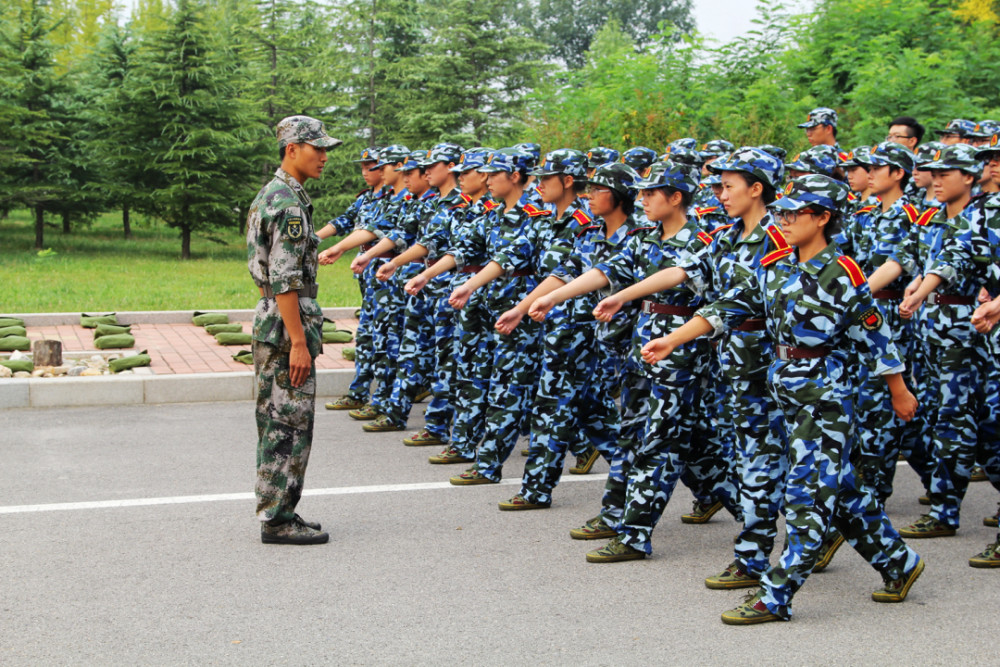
top-left (0, 210), bottom-right (362, 313)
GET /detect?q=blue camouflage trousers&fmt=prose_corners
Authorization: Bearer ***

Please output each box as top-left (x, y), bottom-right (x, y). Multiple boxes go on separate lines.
top-left (368, 268), bottom-right (407, 413)
top-left (599, 370), bottom-right (651, 527)
top-left (472, 304), bottom-right (543, 481)
top-left (347, 263), bottom-right (379, 401)
top-left (422, 279), bottom-right (457, 440)
top-left (899, 339), bottom-right (933, 491)
top-left (731, 375), bottom-right (789, 578)
top-left (449, 288), bottom-right (495, 458)
top-left (517, 320), bottom-right (620, 505)
top-left (253, 340), bottom-right (316, 524)
top-left (922, 342), bottom-right (985, 528)
top-left (759, 365), bottom-right (919, 620)
top-left (382, 282), bottom-right (434, 427)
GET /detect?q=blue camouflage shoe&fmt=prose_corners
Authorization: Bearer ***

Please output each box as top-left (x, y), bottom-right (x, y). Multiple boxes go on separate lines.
top-left (898, 514), bottom-right (957, 538)
top-left (969, 541), bottom-right (1000, 568)
top-left (498, 494), bottom-right (551, 511)
top-left (872, 558), bottom-right (925, 602)
top-left (680, 500), bottom-right (723, 524)
top-left (449, 467), bottom-right (498, 485)
top-left (705, 560), bottom-right (760, 589)
top-left (586, 535), bottom-right (646, 562)
top-left (721, 590), bottom-right (780, 625)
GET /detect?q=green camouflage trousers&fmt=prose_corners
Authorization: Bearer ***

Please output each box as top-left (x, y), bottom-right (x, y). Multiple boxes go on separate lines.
top-left (254, 340), bottom-right (316, 524)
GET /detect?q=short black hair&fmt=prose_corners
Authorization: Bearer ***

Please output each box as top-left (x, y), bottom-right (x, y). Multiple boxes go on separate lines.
top-left (738, 172), bottom-right (776, 204)
top-left (889, 165), bottom-right (911, 190)
top-left (820, 207), bottom-right (841, 242)
top-left (610, 189), bottom-right (636, 216)
top-left (889, 116), bottom-right (925, 143)
top-left (660, 186), bottom-right (695, 210)
top-left (279, 145), bottom-right (287, 161)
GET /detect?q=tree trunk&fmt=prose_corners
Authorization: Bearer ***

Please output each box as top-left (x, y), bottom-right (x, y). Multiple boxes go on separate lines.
top-left (62, 212), bottom-right (70, 234)
top-left (34, 205), bottom-right (44, 249)
top-left (33, 340), bottom-right (62, 368)
top-left (181, 225), bottom-right (191, 260)
top-left (123, 205), bottom-right (131, 239)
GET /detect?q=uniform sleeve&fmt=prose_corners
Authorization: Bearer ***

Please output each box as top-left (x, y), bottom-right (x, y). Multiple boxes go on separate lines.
top-left (677, 241), bottom-right (715, 297)
top-left (885, 222), bottom-right (920, 276)
top-left (450, 212), bottom-right (486, 270)
top-left (594, 237), bottom-right (639, 292)
top-left (325, 196), bottom-right (362, 236)
top-left (267, 205), bottom-right (308, 294)
top-left (842, 280), bottom-right (905, 376)
top-left (492, 215), bottom-right (537, 274)
top-left (539, 225), bottom-right (578, 281)
top-left (927, 207), bottom-right (987, 285)
top-left (417, 206), bottom-right (456, 259)
top-left (695, 269), bottom-right (764, 335)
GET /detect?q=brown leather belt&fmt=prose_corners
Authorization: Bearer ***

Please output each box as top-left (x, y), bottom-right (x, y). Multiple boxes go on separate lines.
top-left (926, 292), bottom-right (975, 306)
top-left (736, 318), bottom-right (766, 331)
top-left (872, 289), bottom-right (904, 300)
top-left (776, 344), bottom-right (831, 361)
top-left (641, 300), bottom-right (696, 316)
top-left (461, 265), bottom-right (485, 274)
top-left (509, 269), bottom-right (534, 278)
top-left (372, 251), bottom-right (396, 259)
top-left (259, 284), bottom-right (318, 299)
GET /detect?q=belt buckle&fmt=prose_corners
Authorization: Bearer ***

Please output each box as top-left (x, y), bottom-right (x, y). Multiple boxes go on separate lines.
top-left (641, 301), bottom-right (652, 314)
top-left (777, 345), bottom-right (790, 361)
top-left (926, 292), bottom-right (939, 305)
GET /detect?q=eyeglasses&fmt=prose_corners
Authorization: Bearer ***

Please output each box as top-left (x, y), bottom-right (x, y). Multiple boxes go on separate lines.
top-left (586, 185), bottom-right (612, 195)
top-left (777, 208), bottom-right (816, 224)
top-left (886, 133), bottom-right (913, 141)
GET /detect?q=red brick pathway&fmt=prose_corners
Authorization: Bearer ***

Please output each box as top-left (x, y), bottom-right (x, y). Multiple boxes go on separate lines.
top-left (26, 318), bottom-right (359, 375)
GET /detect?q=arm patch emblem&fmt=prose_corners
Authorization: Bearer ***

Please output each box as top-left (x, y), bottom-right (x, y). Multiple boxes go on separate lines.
top-left (286, 216), bottom-right (303, 241)
top-left (860, 306), bottom-right (882, 331)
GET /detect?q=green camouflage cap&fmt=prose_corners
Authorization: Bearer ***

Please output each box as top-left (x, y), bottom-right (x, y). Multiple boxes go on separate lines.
top-left (758, 144), bottom-right (787, 163)
top-left (621, 146), bottom-right (659, 174)
top-left (699, 139), bottom-right (734, 160)
top-left (418, 142), bottom-right (464, 167)
top-left (975, 133), bottom-right (1000, 159)
top-left (914, 141), bottom-right (946, 168)
top-left (708, 146), bottom-right (784, 189)
top-left (921, 143), bottom-right (983, 175)
top-left (373, 144), bottom-right (411, 168)
top-left (585, 162), bottom-right (640, 197)
top-left (531, 148), bottom-right (587, 178)
top-left (352, 146), bottom-right (381, 163)
top-left (586, 147), bottom-right (621, 168)
top-left (634, 160), bottom-right (699, 194)
top-left (785, 145), bottom-right (839, 177)
top-left (935, 118), bottom-right (976, 137)
top-left (669, 138), bottom-right (698, 151)
top-left (970, 120), bottom-right (1000, 139)
top-left (838, 146), bottom-right (873, 169)
top-left (867, 141), bottom-right (916, 174)
top-left (798, 107), bottom-right (838, 129)
top-left (399, 150), bottom-right (428, 172)
top-left (276, 115), bottom-right (342, 149)
top-left (770, 174), bottom-right (849, 213)
top-left (659, 144), bottom-right (703, 168)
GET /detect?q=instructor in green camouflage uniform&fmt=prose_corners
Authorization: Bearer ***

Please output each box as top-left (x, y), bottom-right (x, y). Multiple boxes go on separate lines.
top-left (247, 115), bottom-right (341, 545)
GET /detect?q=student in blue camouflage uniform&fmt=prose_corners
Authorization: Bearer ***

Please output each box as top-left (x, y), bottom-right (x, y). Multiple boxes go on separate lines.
top-left (840, 146), bottom-right (874, 213)
top-left (936, 118), bottom-right (977, 146)
top-left (798, 107), bottom-right (842, 151)
top-left (446, 147), bottom-right (550, 485)
top-left (641, 173), bottom-right (924, 624)
top-left (319, 144), bottom-right (411, 418)
top-left (585, 147), bottom-right (620, 178)
top-left (349, 151), bottom-right (438, 432)
top-left (695, 139), bottom-right (734, 208)
top-left (669, 138), bottom-right (698, 151)
top-left (584, 148), bottom-right (792, 579)
top-left (910, 142), bottom-right (945, 208)
top-left (891, 144), bottom-right (987, 538)
top-left (493, 156), bottom-right (628, 510)
top-left (404, 147), bottom-right (497, 465)
top-left (247, 116), bottom-right (342, 545)
top-left (318, 147), bottom-right (386, 412)
top-left (785, 144), bottom-right (839, 180)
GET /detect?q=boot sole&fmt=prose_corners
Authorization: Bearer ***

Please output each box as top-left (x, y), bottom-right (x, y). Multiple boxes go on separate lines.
top-left (498, 502), bottom-right (551, 511)
top-left (898, 527), bottom-right (956, 539)
top-left (705, 578), bottom-right (760, 590)
top-left (449, 477), bottom-right (497, 486)
top-left (428, 456), bottom-right (474, 465)
top-left (969, 556), bottom-right (1000, 568)
top-left (261, 532), bottom-right (330, 545)
top-left (985, 518), bottom-right (999, 527)
top-left (350, 413), bottom-right (381, 421)
top-left (681, 501), bottom-right (724, 524)
top-left (586, 551), bottom-right (645, 563)
top-left (403, 438), bottom-right (445, 447)
top-left (570, 529), bottom-right (617, 540)
top-left (872, 558), bottom-right (925, 602)
top-left (569, 449), bottom-right (601, 475)
top-left (721, 611), bottom-right (780, 625)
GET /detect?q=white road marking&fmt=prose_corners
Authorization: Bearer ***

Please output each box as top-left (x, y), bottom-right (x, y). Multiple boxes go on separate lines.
top-left (0, 476), bottom-right (602, 515)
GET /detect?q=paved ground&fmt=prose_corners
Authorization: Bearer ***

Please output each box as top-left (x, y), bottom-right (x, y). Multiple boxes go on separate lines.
top-left (1, 401), bottom-right (997, 665)
top-left (22, 318), bottom-right (358, 374)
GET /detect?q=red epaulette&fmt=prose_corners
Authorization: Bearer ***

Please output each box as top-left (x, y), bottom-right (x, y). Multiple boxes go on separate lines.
top-left (698, 182), bottom-right (707, 189)
top-left (628, 225), bottom-right (657, 237)
top-left (356, 188), bottom-right (370, 199)
top-left (836, 255), bottom-right (867, 287)
top-left (915, 207), bottom-right (939, 226)
top-left (847, 192), bottom-right (858, 202)
top-left (760, 225), bottom-right (794, 266)
top-left (856, 205), bottom-right (877, 214)
top-left (450, 202), bottom-right (468, 210)
top-left (695, 206), bottom-right (720, 217)
top-left (523, 203), bottom-right (552, 217)
top-left (577, 224), bottom-right (600, 237)
top-left (483, 199), bottom-right (500, 211)
top-left (900, 202), bottom-right (919, 223)
top-left (696, 230), bottom-right (714, 246)
top-left (710, 223), bottom-right (735, 235)
top-left (460, 193), bottom-right (473, 204)
top-left (422, 191), bottom-right (438, 199)
top-left (404, 194), bottom-right (412, 201)
top-left (571, 209), bottom-right (593, 226)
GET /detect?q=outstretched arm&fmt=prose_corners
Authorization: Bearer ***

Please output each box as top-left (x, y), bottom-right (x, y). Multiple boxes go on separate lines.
top-left (449, 261), bottom-right (504, 309)
top-left (640, 316), bottom-right (713, 364)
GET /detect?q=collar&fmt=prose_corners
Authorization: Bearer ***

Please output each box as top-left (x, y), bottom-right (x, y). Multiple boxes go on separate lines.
top-left (795, 241), bottom-right (839, 276)
top-left (275, 168), bottom-right (311, 208)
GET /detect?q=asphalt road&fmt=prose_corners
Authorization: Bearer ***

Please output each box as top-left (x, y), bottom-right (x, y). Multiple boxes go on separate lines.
top-left (1, 401), bottom-right (997, 665)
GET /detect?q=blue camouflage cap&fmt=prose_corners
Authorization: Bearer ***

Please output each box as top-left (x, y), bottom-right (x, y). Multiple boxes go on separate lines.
top-left (757, 144), bottom-right (788, 163)
top-left (634, 160), bottom-right (700, 194)
top-left (531, 148), bottom-right (587, 178)
top-left (419, 142), bottom-right (464, 167)
top-left (798, 107), bottom-right (838, 129)
top-left (586, 147), bottom-right (620, 169)
top-left (660, 144), bottom-right (703, 167)
top-left (276, 115), bottom-right (343, 149)
top-left (399, 150), bottom-right (428, 172)
top-left (621, 146), bottom-right (659, 175)
top-left (867, 141), bottom-right (916, 174)
top-left (669, 138), bottom-right (698, 151)
top-left (936, 118), bottom-right (976, 137)
top-left (515, 142), bottom-right (542, 166)
top-left (838, 146), bottom-right (872, 169)
top-left (770, 174), bottom-right (849, 213)
top-left (921, 143), bottom-right (983, 175)
top-left (914, 141), bottom-right (946, 168)
top-left (785, 145), bottom-right (839, 177)
top-left (585, 162), bottom-right (640, 197)
top-left (708, 146), bottom-right (784, 189)
top-left (352, 146), bottom-right (380, 163)
top-left (478, 147), bottom-right (534, 173)
top-left (975, 133), bottom-right (1000, 159)
top-left (373, 144), bottom-right (411, 168)
top-left (451, 146), bottom-right (494, 173)
top-left (700, 139), bottom-right (734, 161)
top-left (970, 120), bottom-right (1000, 139)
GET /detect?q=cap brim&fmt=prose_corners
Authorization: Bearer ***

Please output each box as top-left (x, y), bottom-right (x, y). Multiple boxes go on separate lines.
top-left (768, 196), bottom-right (812, 211)
top-left (975, 147), bottom-right (1000, 159)
top-left (309, 136), bottom-right (343, 148)
top-left (477, 165), bottom-right (506, 173)
top-left (797, 121), bottom-right (818, 128)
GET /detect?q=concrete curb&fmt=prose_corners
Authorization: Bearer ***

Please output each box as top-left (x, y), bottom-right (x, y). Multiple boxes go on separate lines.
top-left (0, 368), bottom-right (355, 410)
top-left (4, 307), bottom-right (359, 327)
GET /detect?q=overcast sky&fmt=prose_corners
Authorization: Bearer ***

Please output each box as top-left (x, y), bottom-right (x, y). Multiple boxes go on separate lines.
top-left (692, 0), bottom-right (815, 45)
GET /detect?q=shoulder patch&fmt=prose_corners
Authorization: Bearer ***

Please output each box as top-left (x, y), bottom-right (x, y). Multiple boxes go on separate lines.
top-left (571, 209), bottom-right (593, 226)
top-left (696, 230), bottom-right (714, 246)
top-left (838, 151), bottom-right (851, 162)
top-left (356, 188), bottom-right (370, 199)
top-left (901, 202), bottom-right (919, 223)
top-left (576, 224), bottom-right (601, 237)
top-left (859, 305), bottom-right (883, 331)
top-left (404, 194), bottom-right (412, 201)
top-left (627, 225), bottom-right (657, 237)
top-left (847, 192), bottom-right (858, 202)
top-left (460, 193), bottom-right (473, 204)
top-left (710, 223), bottom-right (735, 235)
top-left (763, 225), bottom-right (791, 252)
top-left (483, 199), bottom-right (500, 211)
top-left (695, 206), bottom-right (720, 217)
top-left (422, 191), bottom-right (439, 200)
top-left (856, 205), bottom-right (876, 214)
top-left (523, 203), bottom-right (552, 217)
top-left (285, 216), bottom-right (304, 241)
top-left (837, 255), bottom-right (867, 287)
top-left (450, 202), bottom-right (469, 210)
top-left (915, 207), bottom-right (940, 226)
